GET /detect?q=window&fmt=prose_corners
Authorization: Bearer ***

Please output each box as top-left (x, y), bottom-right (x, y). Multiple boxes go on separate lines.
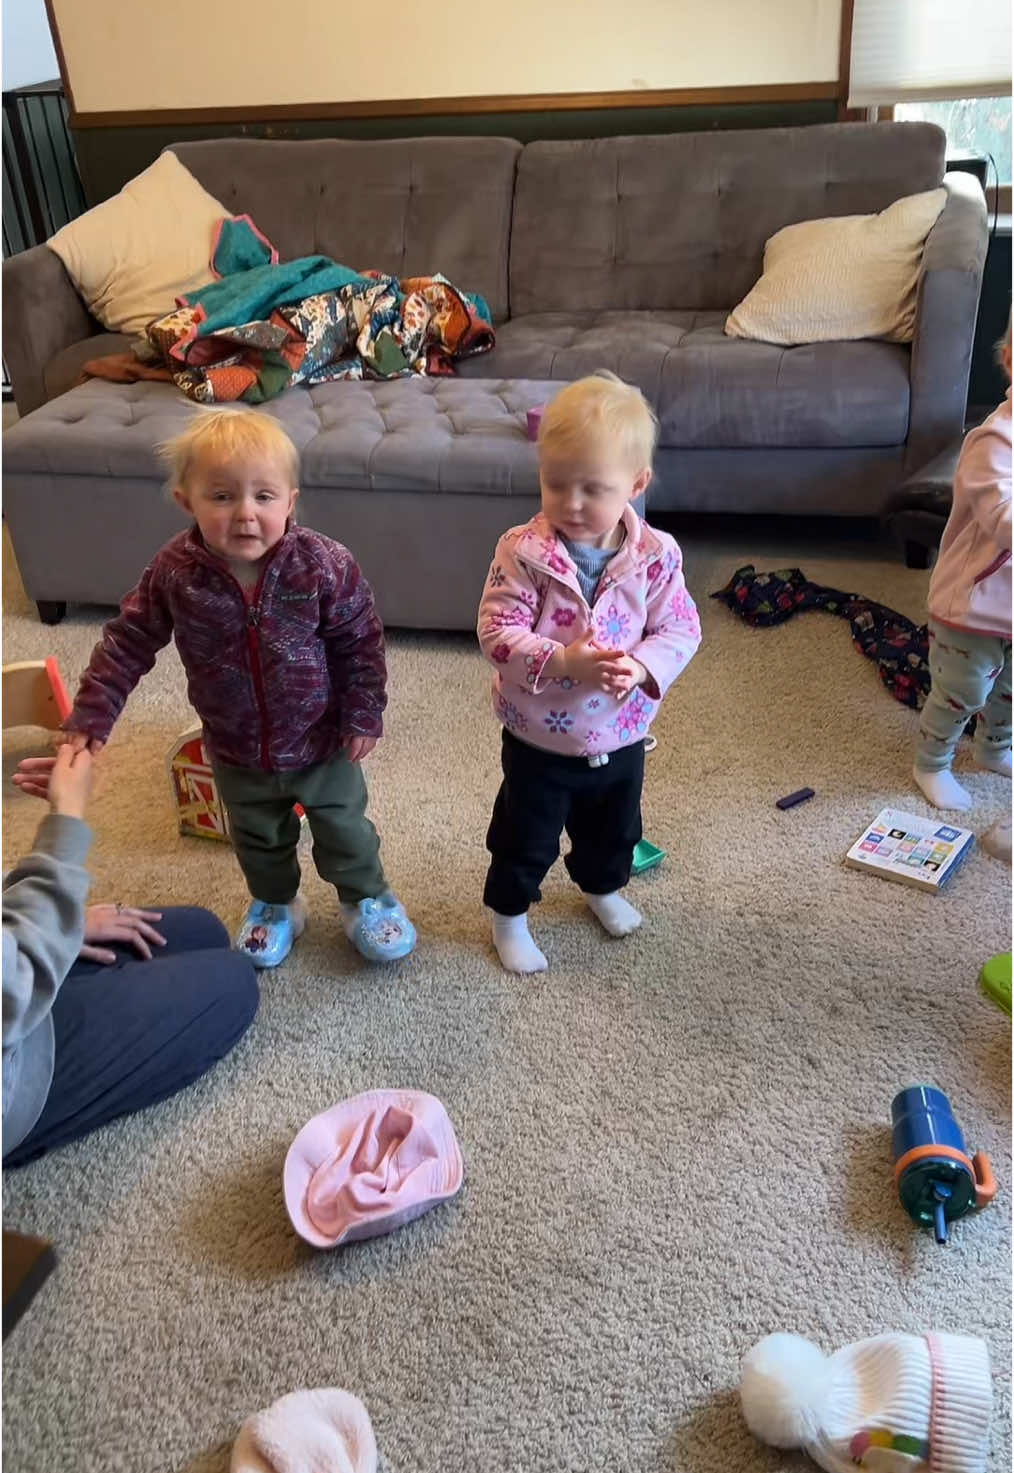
top-left (848, 0), bottom-right (1010, 108)
top-left (895, 98), bottom-right (1012, 191)
top-left (848, 2), bottom-right (1012, 203)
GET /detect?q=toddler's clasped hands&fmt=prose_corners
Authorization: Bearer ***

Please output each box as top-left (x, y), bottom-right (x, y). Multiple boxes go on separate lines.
top-left (559, 630), bottom-right (648, 697)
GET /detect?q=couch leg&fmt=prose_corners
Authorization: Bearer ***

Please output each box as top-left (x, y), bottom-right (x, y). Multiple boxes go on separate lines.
top-left (36, 600), bottom-right (67, 625)
top-left (903, 540), bottom-right (932, 571)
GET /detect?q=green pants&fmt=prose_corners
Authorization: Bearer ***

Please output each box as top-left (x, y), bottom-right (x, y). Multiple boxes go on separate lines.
top-left (213, 753), bottom-right (386, 906)
top-left (916, 619), bottom-right (1013, 773)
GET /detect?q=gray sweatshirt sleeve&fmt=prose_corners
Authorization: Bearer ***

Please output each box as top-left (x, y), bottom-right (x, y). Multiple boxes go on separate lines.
top-left (2, 813), bottom-right (92, 1048)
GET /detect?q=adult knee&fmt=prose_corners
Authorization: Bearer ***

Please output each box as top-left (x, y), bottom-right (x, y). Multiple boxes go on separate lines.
top-left (207, 953), bottom-right (260, 1047)
top-left (151, 905), bottom-right (231, 951)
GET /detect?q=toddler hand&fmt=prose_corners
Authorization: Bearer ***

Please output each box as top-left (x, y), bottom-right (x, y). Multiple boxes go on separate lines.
top-left (343, 734), bottom-right (378, 763)
top-left (600, 655), bottom-right (648, 697)
top-left (562, 631), bottom-right (629, 691)
top-left (54, 730), bottom-right (104, 756)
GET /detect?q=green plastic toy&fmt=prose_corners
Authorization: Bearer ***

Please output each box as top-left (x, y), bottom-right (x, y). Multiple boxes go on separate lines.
top-left (980, 952), bottom-right (1012, 1014)
top-left (632, 839), bottom-right (666, 874)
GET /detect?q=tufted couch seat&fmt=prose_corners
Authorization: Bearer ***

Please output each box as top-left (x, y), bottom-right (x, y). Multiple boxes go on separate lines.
top-left (457, 311), bottom-right (913, 448)
top-left (2, 124), bottom-right (988, 628)
top-left (3, 377), bottom-right (554, 629)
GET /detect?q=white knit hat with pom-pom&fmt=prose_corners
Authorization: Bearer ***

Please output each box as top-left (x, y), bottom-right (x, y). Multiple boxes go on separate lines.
top-left (740, 1332), bottom-right (991, 1473)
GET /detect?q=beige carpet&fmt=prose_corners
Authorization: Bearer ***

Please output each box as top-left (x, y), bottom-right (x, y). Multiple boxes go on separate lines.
top-left (2, 518), bottom-right (1010, 1473)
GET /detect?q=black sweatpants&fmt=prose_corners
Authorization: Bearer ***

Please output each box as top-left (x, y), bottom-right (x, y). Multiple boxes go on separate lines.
top-left (5, 908), bottom-right (259, 1167)
top-left (484, 730), bottom-right (644, 915)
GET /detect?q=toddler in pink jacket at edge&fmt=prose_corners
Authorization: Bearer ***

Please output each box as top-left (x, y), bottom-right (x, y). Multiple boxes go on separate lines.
top-left (914, 313), bottom-right (1012, 812)
top-left (477, 371), bottom-right (702, 974)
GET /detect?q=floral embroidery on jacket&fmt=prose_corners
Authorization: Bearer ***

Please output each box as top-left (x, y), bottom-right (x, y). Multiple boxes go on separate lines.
top-left (477, 505), bottom-right (701, 756)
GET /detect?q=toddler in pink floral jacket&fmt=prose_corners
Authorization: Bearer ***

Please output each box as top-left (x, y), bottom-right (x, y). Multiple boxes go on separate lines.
top-left (477, 372), bottom-right (701, 973)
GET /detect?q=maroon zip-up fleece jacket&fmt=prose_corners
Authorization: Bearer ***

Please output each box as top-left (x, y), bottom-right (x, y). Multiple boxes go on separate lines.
top-left (66, 525), bottom-right (387, 772)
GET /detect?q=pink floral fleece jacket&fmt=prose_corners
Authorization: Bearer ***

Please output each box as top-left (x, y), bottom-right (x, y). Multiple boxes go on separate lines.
top-left (477, 505), bottom-right (701, 757)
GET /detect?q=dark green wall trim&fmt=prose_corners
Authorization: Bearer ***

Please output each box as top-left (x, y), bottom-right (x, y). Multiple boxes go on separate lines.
top-left (73, 100), bottom-right (838, 205)
top-left (70, 82), bottom-right (841, 131)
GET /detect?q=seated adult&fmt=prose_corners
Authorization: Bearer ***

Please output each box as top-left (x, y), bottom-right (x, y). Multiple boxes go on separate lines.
top-left (3, 746), bottom-right (259, 1166)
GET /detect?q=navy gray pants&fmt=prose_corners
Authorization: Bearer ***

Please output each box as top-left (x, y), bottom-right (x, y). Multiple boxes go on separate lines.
top-left (484, 731), bottom-right (644, 915)
top-left (5, 907), bottom-right (259, 1167)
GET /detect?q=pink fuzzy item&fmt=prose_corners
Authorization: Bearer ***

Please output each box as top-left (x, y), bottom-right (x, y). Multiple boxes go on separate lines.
top-left (230, 1388), bottom-right (377, 1473)
top-left (284, 1089), bottom-right (464, 1248)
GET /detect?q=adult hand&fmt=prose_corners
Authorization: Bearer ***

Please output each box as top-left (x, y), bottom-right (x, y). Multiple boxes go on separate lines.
top-left (600, 655), bottom-right (648, 698)
top-left (343, 734), bottom-right (378, 763)
top-left (12, 755), bottom-right (58, 801)
top-left (561, 631), bottom-right (630, 692)
top-left (31, 744), bottom-right (95, 820)
top-left (13, 748), bottom-right (103, 805)
top-left (79, 904), bottom-right (167, 964)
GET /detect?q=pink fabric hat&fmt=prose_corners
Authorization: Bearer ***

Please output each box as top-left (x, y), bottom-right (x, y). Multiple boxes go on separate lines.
top-left (284, 1089), bottom-right (464, 1248)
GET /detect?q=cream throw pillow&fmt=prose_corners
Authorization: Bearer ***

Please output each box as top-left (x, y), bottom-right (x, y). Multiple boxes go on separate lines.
top-left (48, 150), bottom-right (228, 336)
top-left (724, 187), bottom-right (947, 346)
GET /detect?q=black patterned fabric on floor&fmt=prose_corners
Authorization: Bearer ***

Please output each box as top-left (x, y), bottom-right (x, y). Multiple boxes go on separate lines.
top-left (711, 564), bottom-right (931, 710)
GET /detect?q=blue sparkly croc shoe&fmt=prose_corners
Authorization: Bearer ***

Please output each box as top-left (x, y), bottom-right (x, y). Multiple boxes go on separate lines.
top-left (235, 897), bottom-right (307, 969)
top-left (343, 890), bottom-right (416, 962)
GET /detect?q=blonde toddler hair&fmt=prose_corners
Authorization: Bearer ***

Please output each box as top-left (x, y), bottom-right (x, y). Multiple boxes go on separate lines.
top-left (158, 407), bottom-right (300, 490)
top-left (538, 370), bottom-right (658, 470)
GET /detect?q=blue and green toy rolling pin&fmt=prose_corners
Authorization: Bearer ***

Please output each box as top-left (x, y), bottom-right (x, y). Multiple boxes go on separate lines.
top-left (891, 1086), bottom-right (996, 1244)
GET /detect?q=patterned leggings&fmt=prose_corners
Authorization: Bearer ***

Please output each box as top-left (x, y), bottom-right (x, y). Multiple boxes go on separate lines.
top-left (915, 619), bottom-right (1013, 772)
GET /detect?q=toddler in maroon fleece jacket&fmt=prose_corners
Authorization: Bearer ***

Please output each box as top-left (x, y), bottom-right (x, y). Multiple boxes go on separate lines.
top-left (60, 409), bottom-right (416, 969)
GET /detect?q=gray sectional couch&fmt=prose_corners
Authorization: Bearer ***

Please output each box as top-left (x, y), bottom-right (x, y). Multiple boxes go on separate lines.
top-left (2, 123), bottom-right (987, 628)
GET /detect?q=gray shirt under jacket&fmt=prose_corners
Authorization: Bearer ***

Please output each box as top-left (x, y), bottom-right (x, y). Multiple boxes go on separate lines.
top-left (561, 536), bottom-right (617, 607)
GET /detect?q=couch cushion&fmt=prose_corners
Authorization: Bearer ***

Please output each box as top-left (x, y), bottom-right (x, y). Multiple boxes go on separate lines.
top-left (47, 151), bottom-right (227, 335)
top-left (3, 378), bottom-right (554, 497)
top-left (295, 379), bottom-right (549, 494)
top-left (43, 333), bottom-right (135, 402)
top-left (172, 137), bottom-right (521, 323)
top-left (725, 187), bottom-right (947, 345)
top-left (459, 311), bottom-right (910, 448)
top-left (510, 123), bottom-right (945, 317)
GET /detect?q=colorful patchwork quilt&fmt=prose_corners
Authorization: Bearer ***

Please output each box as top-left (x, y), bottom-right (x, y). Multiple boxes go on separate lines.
top-left (142, 215), bottom-right (496, 404)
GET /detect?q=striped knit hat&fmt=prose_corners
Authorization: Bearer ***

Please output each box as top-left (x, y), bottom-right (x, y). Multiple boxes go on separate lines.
top-left (740, 1331), bottom-right (991, 1473)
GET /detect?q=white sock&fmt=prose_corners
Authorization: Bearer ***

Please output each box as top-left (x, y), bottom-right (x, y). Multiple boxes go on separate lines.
top-left (976, 747), bottom-right (1012, 777)
top-left (981, 817), bottom-right (1013, 865)
top-left (913, 764), bottom-right (972, 811)
top-left (491, 912), bottom-right (547, 974)
top-left (584, 890), bottom-right (642, 937)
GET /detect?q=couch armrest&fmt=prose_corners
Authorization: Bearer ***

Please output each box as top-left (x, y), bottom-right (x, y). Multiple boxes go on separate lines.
top-left (2, 246), bottom-right (94, 416)
top-left (907, 171), bottom-right (988, 473)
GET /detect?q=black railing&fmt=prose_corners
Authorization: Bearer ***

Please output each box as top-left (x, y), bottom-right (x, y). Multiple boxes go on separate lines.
top-left (2, 80), bottom-right (84, 248)
top-left (2, 81), bottom-right (85, 397)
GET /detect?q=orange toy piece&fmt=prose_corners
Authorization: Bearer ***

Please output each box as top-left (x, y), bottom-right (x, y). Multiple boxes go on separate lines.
top-left (2, 658), bottom-right (72, 731)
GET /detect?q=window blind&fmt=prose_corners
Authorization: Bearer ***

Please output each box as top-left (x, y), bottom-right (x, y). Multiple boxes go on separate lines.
top-left (848, 0), bottom-right (1012, 107)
